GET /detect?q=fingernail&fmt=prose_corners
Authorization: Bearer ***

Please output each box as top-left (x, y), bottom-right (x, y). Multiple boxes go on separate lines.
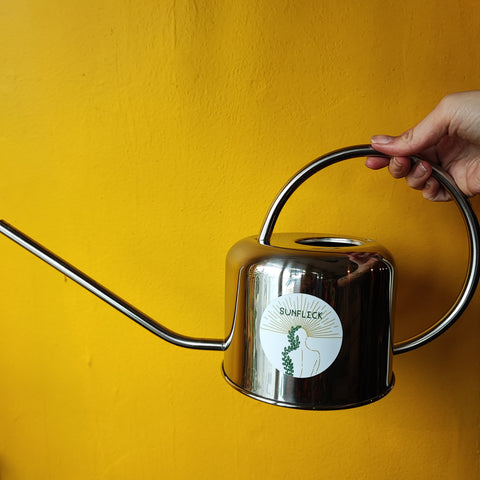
top-left (391, 156), bottom-right (402, 168)
top-left (413, 161), bottom-right (428, 178)
top-left (371, 135), bottom-right (394, 145)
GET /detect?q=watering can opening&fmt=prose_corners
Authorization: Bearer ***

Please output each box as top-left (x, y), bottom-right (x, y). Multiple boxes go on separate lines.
top-left (295, 237), bottom-right (365, 248)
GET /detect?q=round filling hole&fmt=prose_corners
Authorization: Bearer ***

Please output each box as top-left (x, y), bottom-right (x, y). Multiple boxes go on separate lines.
top-left (295, 237), bottom-right (364, 248)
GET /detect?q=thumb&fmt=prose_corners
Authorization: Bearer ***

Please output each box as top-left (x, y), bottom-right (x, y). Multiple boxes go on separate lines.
top-left (371, 99), bottom-right (451, 156)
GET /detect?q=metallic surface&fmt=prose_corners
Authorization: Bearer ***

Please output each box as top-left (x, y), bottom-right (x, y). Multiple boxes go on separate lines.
top-left (223, 233), bottom-right (396, 409)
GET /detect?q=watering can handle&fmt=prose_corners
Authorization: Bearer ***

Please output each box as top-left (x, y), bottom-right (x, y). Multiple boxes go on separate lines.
top-left (258, 144), bottom-right (480, 354)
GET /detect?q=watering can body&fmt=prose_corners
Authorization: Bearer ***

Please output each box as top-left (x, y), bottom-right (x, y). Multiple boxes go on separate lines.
top-left (223, 234), bottom-right (395, 409)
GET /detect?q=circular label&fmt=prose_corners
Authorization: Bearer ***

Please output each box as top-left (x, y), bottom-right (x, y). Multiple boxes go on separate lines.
top-left (259, 293), bottom-right (343, 378)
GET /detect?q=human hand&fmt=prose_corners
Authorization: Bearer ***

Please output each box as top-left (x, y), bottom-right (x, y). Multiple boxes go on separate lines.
top-left (366, 91), bottom-right (480, 201)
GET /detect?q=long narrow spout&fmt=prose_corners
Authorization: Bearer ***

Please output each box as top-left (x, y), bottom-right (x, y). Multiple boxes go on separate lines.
top-left (0, 221), bottom-right (226, 351)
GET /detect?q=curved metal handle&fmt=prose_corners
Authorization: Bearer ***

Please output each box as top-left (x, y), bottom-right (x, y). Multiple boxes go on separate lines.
top-left (258, 144), bottom-right (480, 354)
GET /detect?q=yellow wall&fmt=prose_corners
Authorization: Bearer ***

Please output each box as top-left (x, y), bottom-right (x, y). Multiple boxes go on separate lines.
top-left (1, 1), bottom-right (479, 478)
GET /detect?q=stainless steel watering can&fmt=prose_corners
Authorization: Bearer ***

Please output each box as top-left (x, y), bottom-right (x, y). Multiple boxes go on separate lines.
top-left (1, 145), bottom-right (479, 409)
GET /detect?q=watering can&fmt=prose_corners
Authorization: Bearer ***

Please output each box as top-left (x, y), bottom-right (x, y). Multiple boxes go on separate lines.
top-left (1, 145), bottom-right (479, 409)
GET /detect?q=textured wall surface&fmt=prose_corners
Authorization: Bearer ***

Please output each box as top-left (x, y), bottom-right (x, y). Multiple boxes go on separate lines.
top-left (0, 1), bottom-right (479, 479)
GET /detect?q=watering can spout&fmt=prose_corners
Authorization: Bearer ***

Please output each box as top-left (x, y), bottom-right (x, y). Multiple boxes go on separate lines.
top-left (0, 220), bottom-right (226, 351)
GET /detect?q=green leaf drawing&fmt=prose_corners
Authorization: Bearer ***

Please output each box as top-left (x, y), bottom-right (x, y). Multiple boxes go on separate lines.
top-left (281, 325), bottom-right (302, 376)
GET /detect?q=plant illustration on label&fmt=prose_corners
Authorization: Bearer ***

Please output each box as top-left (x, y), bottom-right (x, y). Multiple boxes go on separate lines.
top-left (281, 325), bottom-right (302, 375)
top-left (260, 293), bottom-right (343, 378)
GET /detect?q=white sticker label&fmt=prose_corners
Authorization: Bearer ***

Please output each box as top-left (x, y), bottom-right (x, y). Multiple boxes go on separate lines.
top-left (260, 293), bottom-right (343, 378)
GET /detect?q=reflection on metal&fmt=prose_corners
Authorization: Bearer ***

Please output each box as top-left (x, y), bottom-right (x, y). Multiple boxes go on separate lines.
top-left (222, 233), bottom-right (396, 409)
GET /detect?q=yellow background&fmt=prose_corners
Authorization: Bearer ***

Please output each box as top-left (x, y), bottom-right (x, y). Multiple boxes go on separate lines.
top-left (1, 1), bottom-right (479, 478)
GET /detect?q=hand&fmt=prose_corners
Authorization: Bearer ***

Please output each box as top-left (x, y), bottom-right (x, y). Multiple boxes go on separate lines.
top-left (366, 91), bottom-right (480, 201)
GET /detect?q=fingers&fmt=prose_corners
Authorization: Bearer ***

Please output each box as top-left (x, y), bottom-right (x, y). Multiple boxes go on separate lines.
top-left (365, 155), bottom-right (451, 200)
top-left (367, 92), bottom-right (480, 201)
top-left (371, 98), bottom-right (451, 156)
top-left (365, 155), bottom-right (414, 178)
top-left (364, 156), bottom-right (389, 170)
top-left (405, 160), bottom-right (431, 189)
top-left (368, 97), bottom-right (450, 201)
top-left (388, 156), bottom-right (411, 178)
top-left (404, 159), bottom-right (450, 200)
top-left (422, 178), bottom-right (451, 201)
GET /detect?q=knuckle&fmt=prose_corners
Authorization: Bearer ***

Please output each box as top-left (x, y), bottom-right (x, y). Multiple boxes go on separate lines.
top-left (389, 157), bottom-right (410, 178)
top-left (438, 93), bottom-right (459, 117)
top-left (401, 128), bottom-right (415, 143)
top-left (406, 178), bottom-right (425, 190)
top-left (422, 178), bottom-right (450, 201)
